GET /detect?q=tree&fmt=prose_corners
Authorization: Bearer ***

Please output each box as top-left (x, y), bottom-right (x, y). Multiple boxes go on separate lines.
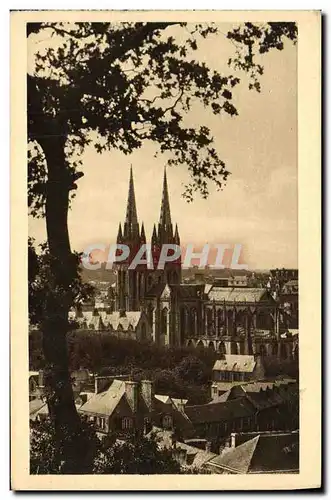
top-left (27, 21), bottom-right (297, 471)
top-left (30, 420), bottom-right (180, 474)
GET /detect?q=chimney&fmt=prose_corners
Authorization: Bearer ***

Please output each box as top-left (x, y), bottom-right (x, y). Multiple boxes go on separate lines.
top-left (205, 441), bottom-right (212, 453)
top-left (141, 380), bottom-right (153, 411)
top-left (38, 370), bottom-right (44, 388)
top-left (231, 432), bottom-right (237, 448)
top-left (125, 380), bottom-right (138, 412)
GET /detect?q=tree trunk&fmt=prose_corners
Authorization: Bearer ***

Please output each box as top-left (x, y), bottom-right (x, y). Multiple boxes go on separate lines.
top-left (38, 134), bottom-right (90, 473)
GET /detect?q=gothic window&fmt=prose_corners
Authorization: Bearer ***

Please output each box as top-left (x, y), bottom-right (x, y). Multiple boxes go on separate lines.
top-left (190, 307), bottom-right (197, 335)
top-left (147, 304), bottom-right (153, 326)
top-left (180, 307), bottom-right (187, 337)
top-left (206, 308), bottom-right (213, 335)
top-left (218, 342), bottom-right (226, 355)
top-left (161, 308), bottom-right (168, 336)
top-left (122, 417), bottom-right (133, 430)
top-left (217, 309), bottom-right (224, 336)
top-left (140, 274), bottom-right (145, 297)
top-left (148, 275), bottom-right (153, 290)
top-left (231, 342), bottom-right (238, 355)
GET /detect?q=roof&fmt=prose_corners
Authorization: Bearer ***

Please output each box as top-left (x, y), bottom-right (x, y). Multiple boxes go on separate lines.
top-left (170, 284), bottom-right (204, 299)
top-left (73, 308), bottom-right (143, 331)
top-left (29, 398), bottom-right (46, 418)
top-left (79, 379), bottom-right (126, 416)
top-left (155, 394), bottom-right (172, 405)
top-left (213, 355), bottom-right (256, 373)
top-left (210, 436), bottom-right (259, 473)
top-left (284, 279), bottom-right (299, 287)
top-left (209, 390), bottom-right (231, 403)
top-left (207, 287), bottom-right (271, 303)
top-left (185, 398), bottom-right (254, 424)
top-left (149, 428), bottom-right (217, 469)
top-left (208, 432), bottom-right (299, 473)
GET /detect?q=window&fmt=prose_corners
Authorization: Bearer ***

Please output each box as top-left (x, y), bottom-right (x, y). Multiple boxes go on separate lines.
top-left (162, 414), bottom-right (173, 429)
top-left (99, 417), bottom-right (105, 430)
top-left (122, 417), bottom-right (133, 430)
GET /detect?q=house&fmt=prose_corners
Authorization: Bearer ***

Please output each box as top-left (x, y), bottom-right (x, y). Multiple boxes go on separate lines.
top-left (184, 398), bottom-right (256, 444)
top-left (210, 379), bottom-right (299, 433)
top-left (205, 430), bottom-right (299, 474)
top-left (78, 378), bottom-right (194, 437)
top-left (211, 354), bottom-right (265, 396)
top-left (147, 427), bottom-right (217, 472)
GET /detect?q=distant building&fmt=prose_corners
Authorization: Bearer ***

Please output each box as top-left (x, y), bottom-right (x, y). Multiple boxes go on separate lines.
top-left (211, 355), bottom-right (265, 396)
top-left (67, 167), bottom-right (298, 360)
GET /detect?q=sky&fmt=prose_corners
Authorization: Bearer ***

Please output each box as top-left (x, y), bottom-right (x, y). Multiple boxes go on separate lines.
top-left (28, 24), bottom-right (298, 270)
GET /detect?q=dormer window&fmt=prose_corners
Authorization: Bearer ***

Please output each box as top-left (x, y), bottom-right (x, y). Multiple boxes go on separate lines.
top-left (122, 417), bottom-right (133, 430)
top-left (162, 414), bottom-right (173, 429)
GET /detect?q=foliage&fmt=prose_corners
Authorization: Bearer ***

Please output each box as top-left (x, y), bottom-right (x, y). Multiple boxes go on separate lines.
top-left (28, 21), bottom-right (297, 214)
top-left (28, 237), bottom-right (95, 328)
top-left (27, 21), bottom-right (297, 468)
top-left (30, 418), bottom-right (100, 474)
top-left (30, 419), bottom-right (180, 474)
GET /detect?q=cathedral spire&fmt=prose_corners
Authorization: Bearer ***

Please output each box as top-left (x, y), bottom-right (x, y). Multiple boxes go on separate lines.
top-left (159, 167), bottom-right (172, 228)
top-left (117, 222), bottom-right (123, 243)
top-left (123, 165), bottom-right (139, 240)
top-left (140, 222), bottom-right (146, 243)
top-left (151, 223), bottom-right (158, 246)
top-left (174, 223), bottom-right (180, 245)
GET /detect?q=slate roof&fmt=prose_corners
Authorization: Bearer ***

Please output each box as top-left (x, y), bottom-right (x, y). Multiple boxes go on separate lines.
top-left (76, 310), bottom-right (142, 331)
top-left (213, 355), bottom-right (256, 373)
top-left (208, 432), bottom-right (299, 473)
top-left (185, 398), bottom-right (254, 424)
top-left (79, 379), bottom-right (126, 416)
top-left (207, 287), bottom-right (271, 303)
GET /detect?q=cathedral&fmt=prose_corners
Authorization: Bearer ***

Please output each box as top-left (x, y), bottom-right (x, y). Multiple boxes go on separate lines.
top-left (101, 167), bottom-right (298, 360)
top-left (69, 167), bottom-right (298, 360)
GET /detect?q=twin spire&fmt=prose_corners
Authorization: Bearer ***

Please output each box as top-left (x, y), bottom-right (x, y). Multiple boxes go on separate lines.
top-left (117, 165), bottom-right (180, 246)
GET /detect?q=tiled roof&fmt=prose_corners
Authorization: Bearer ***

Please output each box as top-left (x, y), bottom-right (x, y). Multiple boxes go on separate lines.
top-left (74, 309), bottom-right (142, 331)
top-left (185, 398), bottom-right (254, 424)
top-left (213, 355), bottom-right (256, 373)
top-left (209, 390), bottom-right (231, 403)
top-left (79, 379), bottom-right (125, 416)
top-left (209, 432), bottom-right (299, 473)
top-left (207, 287), bottom-right (270, 303)
top-left (210, 436), bottom-right (259, 473)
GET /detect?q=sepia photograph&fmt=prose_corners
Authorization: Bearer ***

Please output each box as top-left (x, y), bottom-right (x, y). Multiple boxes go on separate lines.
top-left (11, 10), bottom-right (321, 490)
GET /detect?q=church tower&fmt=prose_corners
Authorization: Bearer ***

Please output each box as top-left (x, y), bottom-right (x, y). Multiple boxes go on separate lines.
top-left (149, 168), bottom-right (182, 289)
top-left (115, 166), bottom-right (146, 311)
